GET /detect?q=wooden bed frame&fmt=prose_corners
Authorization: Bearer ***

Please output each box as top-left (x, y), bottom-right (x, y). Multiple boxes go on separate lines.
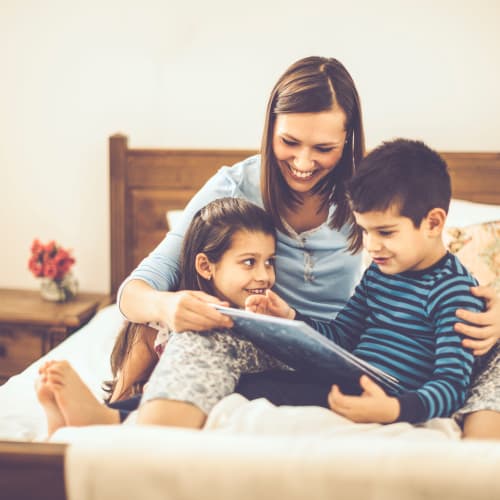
top-left (1, 134), bottom-right (499, 499)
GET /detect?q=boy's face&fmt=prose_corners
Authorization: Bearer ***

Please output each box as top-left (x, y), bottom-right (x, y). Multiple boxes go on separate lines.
top-left (354, 205), bottom-right (443, 275)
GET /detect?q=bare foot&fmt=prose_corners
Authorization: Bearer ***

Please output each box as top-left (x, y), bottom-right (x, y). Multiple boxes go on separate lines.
top-left (35, 374), bottom-right (66, 437)
top-left (45, 361), bottom-right (120, 427)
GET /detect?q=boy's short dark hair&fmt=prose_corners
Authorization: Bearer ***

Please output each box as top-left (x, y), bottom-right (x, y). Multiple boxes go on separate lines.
top-left (347, 138), bottom-right (451, 227)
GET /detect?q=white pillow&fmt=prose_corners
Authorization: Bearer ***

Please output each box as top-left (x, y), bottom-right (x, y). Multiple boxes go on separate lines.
top-left (446, 199), bottom-right (500, 228)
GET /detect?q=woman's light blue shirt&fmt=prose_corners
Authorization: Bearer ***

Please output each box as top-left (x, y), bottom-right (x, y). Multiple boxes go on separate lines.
top-left (118, 155), bottom-right (362, 321)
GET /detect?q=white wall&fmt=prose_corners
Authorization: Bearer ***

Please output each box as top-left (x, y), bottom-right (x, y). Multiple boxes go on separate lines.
top-left (1, 0), bottom-right (499, 293)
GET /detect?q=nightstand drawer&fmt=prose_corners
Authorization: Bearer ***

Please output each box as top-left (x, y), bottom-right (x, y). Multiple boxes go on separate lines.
top-left (0, 325), bottom-right (44, 378)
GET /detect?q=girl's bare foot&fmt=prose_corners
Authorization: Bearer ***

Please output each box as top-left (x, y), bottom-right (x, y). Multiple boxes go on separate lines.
top-left (35, 374), bottom-right (67, 437)
top-left (45, 361), bottom-right (120, 427)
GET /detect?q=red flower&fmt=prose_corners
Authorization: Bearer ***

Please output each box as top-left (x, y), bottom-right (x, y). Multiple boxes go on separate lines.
top-left (28, 239), bottom-right (75, 281)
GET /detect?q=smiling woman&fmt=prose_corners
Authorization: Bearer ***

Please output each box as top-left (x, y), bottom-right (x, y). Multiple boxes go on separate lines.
top-left (259, 57), bottom-right (364, 246)
top-left (272, 110), bottom-right (348, 233)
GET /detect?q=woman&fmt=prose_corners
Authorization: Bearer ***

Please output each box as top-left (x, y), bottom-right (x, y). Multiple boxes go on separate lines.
top-left (118, 56), bottom-right (500, 437)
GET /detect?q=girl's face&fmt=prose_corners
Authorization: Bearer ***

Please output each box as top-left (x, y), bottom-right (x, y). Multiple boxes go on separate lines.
top-left (272, 108), bottom-right (347, 195)
top-left (207, 229), bottom-right (276, 309)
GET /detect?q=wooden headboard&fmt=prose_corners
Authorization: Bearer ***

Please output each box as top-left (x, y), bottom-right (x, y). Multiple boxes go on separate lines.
top-left (109, 133), bottom-right (500, 295)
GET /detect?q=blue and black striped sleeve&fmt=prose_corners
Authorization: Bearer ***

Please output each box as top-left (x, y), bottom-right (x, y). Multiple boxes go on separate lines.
top-left (397, 274), bottom-right (484, 423)
top-left (295, 274), bottom-right (369, 352)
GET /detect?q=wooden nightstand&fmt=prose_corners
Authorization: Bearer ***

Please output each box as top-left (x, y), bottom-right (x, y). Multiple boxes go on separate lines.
top-left (0, 289), bottom-right (112, 384)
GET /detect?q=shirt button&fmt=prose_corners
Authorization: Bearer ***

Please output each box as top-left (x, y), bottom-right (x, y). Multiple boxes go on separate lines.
top-left (305, 273), bottom-right (314, 282)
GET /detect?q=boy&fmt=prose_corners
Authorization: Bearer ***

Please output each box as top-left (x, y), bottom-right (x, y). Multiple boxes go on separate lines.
top-left (249, 138), bottom-right (484, 424)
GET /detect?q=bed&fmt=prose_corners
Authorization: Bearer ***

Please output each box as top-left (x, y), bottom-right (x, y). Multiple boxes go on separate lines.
top-left (1, 134), bottom-right (499, 500)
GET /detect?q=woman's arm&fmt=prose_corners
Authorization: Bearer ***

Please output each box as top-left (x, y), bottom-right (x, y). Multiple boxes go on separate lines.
top-left (120, 279), bottom-right (232, 332)
top-left (455, 286), bottom-right (500, 355)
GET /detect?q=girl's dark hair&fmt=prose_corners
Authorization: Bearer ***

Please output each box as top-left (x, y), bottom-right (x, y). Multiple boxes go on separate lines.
top-left (179, 197), bottom-right (276, 294)
top-left (102, 321), bottom-right (156, 402)
top-left (260, 56), bottom-right (365, 252)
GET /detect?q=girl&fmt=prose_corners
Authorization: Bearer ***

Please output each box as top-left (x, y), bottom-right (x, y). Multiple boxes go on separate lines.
top-left (37, 197), bottom-right (292, 433)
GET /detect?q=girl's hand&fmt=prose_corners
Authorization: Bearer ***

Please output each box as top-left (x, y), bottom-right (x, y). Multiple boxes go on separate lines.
top-left (455, 286), bottom-right (500, 355)
top-left (161, 290), bottom-right (233, 333)
top-left (328, 375), bottom-right (400, 424)
top-left (245, 289), bottom-right (295, 319)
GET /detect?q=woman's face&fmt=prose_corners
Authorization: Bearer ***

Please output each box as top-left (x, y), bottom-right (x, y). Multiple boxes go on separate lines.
top-left (272, 108), bottom-right (347, 195)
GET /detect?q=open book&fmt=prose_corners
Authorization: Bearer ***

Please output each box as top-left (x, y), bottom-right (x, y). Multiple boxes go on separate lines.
top-left (212, 304), bottom-right (401, 395)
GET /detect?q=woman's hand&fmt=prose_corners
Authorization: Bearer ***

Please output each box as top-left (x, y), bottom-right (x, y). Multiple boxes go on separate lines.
top-left (328, 376), bottom-right (400, 424)
top-left (119, 279), bottom-right (232, 333)
top-left (161, 290), bottom-right (233, 333)
top-left (245, 289), bottom-right (295, 319)
top-left (455, 285), bottom-right (500, 356)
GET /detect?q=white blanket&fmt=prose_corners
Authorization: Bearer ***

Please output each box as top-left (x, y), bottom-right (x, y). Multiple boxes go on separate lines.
top-left (55, 395), bottom-right (500, 500)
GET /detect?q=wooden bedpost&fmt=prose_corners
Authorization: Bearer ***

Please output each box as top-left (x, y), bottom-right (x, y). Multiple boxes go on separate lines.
top-left (0, 441), bottom-right (67, 500)
top-left (109, 134), bottom-right (128, 298)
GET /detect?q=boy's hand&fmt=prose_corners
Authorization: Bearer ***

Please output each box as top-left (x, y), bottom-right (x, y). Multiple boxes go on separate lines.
top-left (328, 375), bottom-right (400, 424)
top-left (245, 289), bottom-right (295, 319)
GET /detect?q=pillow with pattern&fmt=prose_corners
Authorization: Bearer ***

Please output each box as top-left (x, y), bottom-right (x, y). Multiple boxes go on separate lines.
top-left (443, 221), bottom-right (500, 292)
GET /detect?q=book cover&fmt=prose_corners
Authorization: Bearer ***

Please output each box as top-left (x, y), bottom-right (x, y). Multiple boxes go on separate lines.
top-left (212, 304), bottom-right (401, 395)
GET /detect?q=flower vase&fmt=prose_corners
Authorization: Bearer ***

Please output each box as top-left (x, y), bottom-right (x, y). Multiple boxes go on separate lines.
top-left (40, 272), bottom-right (79, 302)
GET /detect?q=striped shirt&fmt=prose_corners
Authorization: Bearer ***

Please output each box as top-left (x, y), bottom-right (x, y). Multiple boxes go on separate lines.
top-left (296, 252), bottom-right (484, 423)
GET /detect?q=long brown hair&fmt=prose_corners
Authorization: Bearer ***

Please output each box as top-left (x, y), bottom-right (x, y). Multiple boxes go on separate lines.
top-left (179, 197), bottom-right (276, 295)
top-left (103, 321), bottom-right (156, 402)
top-left (260, 56), bottom-right (365, 252)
